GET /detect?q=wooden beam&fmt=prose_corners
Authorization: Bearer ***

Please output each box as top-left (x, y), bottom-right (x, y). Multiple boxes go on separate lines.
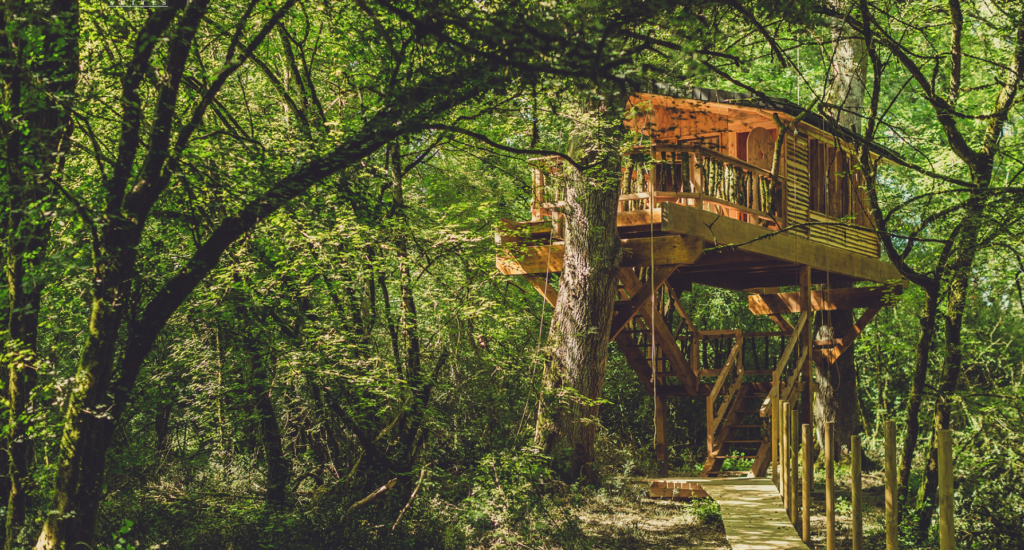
top-left (523, 274), bottom-right (558, 307)
top-left (748, 285), bottom-right (903, 315)
top-left (499, 208), bottom-right (665, 246)
top-left (769, 313), bottom-right (795, 334)
top-left (817, 305), bottom-right (882, 364)
top-left (664, 280), bottom-right (695, 333)
top-left (614, 329), bottom-right (654, 396)
top-left (496, 234), bottom-right (702, 275)
top-left (609, 265), bottom-right (679, 340)
top-left (661, 202), bottom-right (904, 284)
top-left (620, 268), bottom-right (698, 392)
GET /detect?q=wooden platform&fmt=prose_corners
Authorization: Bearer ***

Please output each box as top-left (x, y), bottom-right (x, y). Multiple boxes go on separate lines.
top-left (649, 477), bottom-right (810, 550)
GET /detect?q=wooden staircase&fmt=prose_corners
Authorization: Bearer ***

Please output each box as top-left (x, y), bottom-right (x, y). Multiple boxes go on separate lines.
top-left (699, 314), bottom-right (808, 478)
top-left (701, 382), bottom-right (772, 477)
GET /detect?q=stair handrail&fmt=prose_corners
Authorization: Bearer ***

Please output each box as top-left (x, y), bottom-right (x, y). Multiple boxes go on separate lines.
top-left (760, 311), bottom-right (808, 416)
top-left (707, 331), bottom-right (743, 405)
top-left (708, 335), bottom-right (745, 435)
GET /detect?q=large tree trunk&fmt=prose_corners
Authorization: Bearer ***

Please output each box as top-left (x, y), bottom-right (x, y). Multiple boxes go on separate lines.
top-left (915, 194), bottom-right (983, 535)
top-left (244, 336), bottom-right (291, 507)
top-left (812, 296), bottom-right (863, 459)
top-left (825, 12), bottom-right (868, 132)
top-left (533, 118), bottom-right (622, 484)
top-left (897, 283), bottom-right (939, 506)
top-left (1, 3), bottom-right (78, 544)
top-left (814, 0), bottom-right (869, 460)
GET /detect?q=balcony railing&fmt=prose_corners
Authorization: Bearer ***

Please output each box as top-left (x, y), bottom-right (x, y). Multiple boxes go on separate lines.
top-left (530, 145), bottom-right (788, 230)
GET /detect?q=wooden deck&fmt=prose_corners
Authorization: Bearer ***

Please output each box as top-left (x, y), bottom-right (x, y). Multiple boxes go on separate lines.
top-left (650, 477), bottom-right (810, 550)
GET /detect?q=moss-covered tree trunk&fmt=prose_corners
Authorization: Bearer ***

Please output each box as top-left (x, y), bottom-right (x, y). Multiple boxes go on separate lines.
top-left (813, 0), bottom-right (869, 460)
top-left (243, 334), bottom-right (291, 507)
top-left (533, 111), bottom-right (623, 484)
top-left (0, 1), bottom-right (79, 545)
top-left (897, 283), bottom-right (939, 505)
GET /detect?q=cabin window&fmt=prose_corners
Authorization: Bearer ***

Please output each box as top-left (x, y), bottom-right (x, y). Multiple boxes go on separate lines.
top-left (809, 139), bottom-right (853, 218)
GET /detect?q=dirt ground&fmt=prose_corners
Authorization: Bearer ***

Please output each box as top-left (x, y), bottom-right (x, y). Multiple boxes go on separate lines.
top-left (579, 479), bottom-right (729, 549)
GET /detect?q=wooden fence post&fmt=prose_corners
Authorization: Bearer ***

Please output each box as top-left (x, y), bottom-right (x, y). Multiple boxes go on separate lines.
top-left (802, 423), bottom-right (812, 544)
top-left (852, 434), bottom-right (863, 550)
top-left (938, 429), bottom-right (954, 550)
top-left (772, 395), bottom-right (779, 487)
top-left (782, 401), bottom-right (790, 511)
top-left (790, 408), bottom-right (798, 526)
top-left (885, 420), bottom-right (898, 550)
top-left (826, 422), bottom-right (835, 550)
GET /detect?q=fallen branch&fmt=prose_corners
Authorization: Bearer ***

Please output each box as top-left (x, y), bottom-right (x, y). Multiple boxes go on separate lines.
top-left (348, 478), bottom-right (398, 514)
top-left (392, 464), bottom-right (431, 531)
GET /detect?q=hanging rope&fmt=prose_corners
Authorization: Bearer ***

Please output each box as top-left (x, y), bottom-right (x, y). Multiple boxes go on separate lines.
top-left (536, 168), bottom-right (559, 351)
top-left (650, 153), bottom-right (657, 425)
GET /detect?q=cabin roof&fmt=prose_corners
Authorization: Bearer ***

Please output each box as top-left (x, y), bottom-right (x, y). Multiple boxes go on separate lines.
top-left (633, 87), bottom-right (901, 161)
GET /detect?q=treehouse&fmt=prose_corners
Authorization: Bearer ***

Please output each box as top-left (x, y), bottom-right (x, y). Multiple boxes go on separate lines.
top-left (497, 89), bottom-right (904, 484)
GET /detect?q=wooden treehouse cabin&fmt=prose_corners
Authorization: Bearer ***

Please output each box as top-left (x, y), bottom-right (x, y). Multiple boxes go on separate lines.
top-left (496, 89), bottom-right (904, 486)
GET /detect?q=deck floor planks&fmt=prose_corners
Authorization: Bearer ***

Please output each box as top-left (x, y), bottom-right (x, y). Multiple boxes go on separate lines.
top-left (653, 477), bottom-right (810, 550)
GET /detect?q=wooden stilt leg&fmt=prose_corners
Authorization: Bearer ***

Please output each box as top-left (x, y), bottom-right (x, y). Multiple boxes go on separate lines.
top-left (852, 434), bottom-right (864, 550)
top-left (781, 401), bottom-right (790, 512)
top-left (826, 422), bottom-right (835, 549)
top-left (790, 408), bottom-right (799, 526)
top-left (656, 395), bottom-right (668, 477)
top-left (706, 395), bottom-right (714, 457)
top-left (772, 394), bottom-right (779, 487)
top-left (799, 266), bottom-right (813, 426)
top-left (803, 424), bottom-right (812, 543)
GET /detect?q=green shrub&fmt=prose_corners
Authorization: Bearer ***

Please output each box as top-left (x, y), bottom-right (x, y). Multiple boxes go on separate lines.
top-left (690, 498), bottom-right (722, 525)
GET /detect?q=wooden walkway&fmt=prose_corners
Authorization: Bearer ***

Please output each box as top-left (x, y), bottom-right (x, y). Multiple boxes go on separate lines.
top-left (651, 477), bottom-right (810, 550)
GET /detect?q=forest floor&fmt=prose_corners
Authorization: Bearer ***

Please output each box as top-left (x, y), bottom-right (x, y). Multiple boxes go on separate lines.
top-left (576, 478), bottom-right (729, 549)
top-left (575, 473), bottom-right (893, 550)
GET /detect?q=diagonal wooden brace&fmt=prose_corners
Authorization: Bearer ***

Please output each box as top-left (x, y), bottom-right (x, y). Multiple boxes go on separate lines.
top-left (609, 265), bottom-right (678, 341)
top-left (619, 268), bottom-right (698, 393)
top-left (523, 274), bottom-right (558, 307)
top-left (816, 305), bottom-right (881, 364)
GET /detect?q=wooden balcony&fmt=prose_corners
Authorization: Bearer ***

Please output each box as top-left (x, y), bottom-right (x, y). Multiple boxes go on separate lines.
top-left (498, 146), bottom-right (898, 289)
top-left (530, 145), bottom-right (787, 230)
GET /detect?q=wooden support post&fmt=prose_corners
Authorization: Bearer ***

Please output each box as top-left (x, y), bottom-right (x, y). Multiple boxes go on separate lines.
top-left (826, 422), bottom-right (836, 550)
top-left (802, 424), bottom-right (812, 544)
top-left (852, 434), bottom-right (864, 550)
top-left (799, 266), bottom-right (812, 426)
top-left (781, 401), bottom-right (790, 508)
top-left (790, 408), bottom-right (799, 526)
top-left (772, 395), bottom-right (779, 487)
top-left (655, 395), bottom-right (668, 477)
top-left (885, 421), bottom-right (898, 550)
top-left (938, 429), bottom-right (954, 550)
top-left (706, 395), bottom-right (714, 457)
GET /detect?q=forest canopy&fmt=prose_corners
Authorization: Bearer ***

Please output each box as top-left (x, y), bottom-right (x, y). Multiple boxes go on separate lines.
top-left (0, 0), bottom-right (1021, 549)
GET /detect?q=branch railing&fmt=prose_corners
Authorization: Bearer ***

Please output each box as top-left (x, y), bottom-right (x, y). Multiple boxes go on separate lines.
top-left (530, 145), bottom-right (788, 229)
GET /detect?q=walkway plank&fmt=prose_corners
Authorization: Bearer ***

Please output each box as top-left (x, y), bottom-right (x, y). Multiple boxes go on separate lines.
top-left (653, 477), bottom-right (809, 550)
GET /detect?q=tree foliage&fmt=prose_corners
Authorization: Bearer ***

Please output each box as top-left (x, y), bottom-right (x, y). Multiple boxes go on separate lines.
top-left (0, 0), bottom-right (1021, 548)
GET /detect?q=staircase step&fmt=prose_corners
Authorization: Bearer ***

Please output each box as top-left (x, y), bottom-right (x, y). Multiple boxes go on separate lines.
top-left (732, 424), bottom-right (763, 428)
top-left (723, 439), bottom-right (765, 444)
